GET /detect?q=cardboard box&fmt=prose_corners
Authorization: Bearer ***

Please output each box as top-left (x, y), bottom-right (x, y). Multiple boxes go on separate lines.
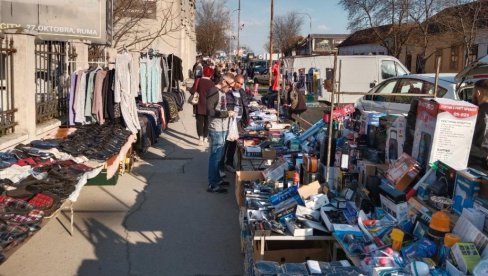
top-left (357, 160), bottom-right (389, 186)
top-left (359, 111), bottom-right (386, 135)
top-left (235, 171), bottom-right (264, 207)
top-left (285, 219), bottom-right (313, 236)
top-left (298, 180), bottom-right (323, 200)
top-left (453, 168), bottom-right (485, 214)
top-left (385, 115), bottom-right (407, 164)
top-left (253, 240), bottom-right (330, 262)
top-left (261, 148), bottom-right (277, 159)
top-left (380, 193), bottom-right (408, 222)
top-left (412, 98), bottom-right (478, 170)
top-left (386, 153), bottom-right (421, 191)
top-left (334, 168), bottom-right (359, 192)
top-left (451, 242), bottom-right (480, 274)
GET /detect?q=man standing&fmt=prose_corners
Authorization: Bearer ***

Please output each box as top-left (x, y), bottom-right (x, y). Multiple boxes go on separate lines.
top-left (206, 73), bottom-right (236, 193)
top-left (468, 80), bottom-right (488, 174)
top-left (221, 74), bottom-right (249, 172)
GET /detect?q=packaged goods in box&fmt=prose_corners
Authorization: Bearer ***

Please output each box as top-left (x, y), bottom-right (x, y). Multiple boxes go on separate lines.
top-left (412, 98), bottom-right (478, 170)
top-left (453, 168), bottom-right (485, 214)
top-left (386, 153), bottom-right (421, 192)
top-left (235, 171), bottom-right (265, 207)
top-left (334, 167), bottom-right (359, 192)
top-left (357, 160), bottom-right (389, 186)
top-left (451, 242), bottom-right (480, 274)
top-left (359, 111), bottom-right (386, 136)
top-left (385, 115), bottom-right (407, 164)
top-left (261, 148), bottom-right (277, 159)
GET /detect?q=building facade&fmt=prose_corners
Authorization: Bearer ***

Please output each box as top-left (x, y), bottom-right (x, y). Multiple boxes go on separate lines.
top-left (0, 0), bottom-right (196, 151)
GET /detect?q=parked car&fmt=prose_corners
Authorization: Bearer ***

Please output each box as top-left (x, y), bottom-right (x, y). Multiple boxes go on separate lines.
top-left (355, 74), bottom-right (458, 114)
top-left (253, 69), bottom-right (270, 85)
top-left (456, 55), bottom-right (488, 103)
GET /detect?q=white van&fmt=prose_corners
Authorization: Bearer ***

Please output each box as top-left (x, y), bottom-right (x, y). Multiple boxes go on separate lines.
top-left (282, 55), bottom-right (409, 103)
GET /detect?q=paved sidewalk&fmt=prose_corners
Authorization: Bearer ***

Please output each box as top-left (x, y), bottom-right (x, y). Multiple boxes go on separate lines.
top-left (0, 94), bottom-right (243, 275)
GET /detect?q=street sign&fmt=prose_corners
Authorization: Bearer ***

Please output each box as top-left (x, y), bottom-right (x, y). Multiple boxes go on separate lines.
top-left (0, 0), bottom-right (113, 45)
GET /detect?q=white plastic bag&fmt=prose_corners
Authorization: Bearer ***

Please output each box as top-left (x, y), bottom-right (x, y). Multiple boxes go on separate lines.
top-left (227, 117), bottom-right (239, 141)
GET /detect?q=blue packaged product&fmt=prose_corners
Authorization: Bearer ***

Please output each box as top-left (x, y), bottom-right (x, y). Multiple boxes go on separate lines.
top-left (270, 186), bottom-right (299, 205)
top-left (401, 238), bottom-right (437, 260)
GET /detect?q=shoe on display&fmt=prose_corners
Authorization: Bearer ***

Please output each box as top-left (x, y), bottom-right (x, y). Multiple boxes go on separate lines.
top-left (225, 164), bottom-right (236, 173)
top-left (219, 170), bottom-right (226, 178)
top-left (207, 185), bottom-right (228, 193)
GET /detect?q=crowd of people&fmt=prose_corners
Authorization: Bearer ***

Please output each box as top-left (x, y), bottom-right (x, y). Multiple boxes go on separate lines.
top-left (189, 59), bottom-right (309, 194)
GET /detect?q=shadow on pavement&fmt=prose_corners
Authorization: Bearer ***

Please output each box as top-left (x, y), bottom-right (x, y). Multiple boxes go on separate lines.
top-left (76, 129), bottom-right (243, 275)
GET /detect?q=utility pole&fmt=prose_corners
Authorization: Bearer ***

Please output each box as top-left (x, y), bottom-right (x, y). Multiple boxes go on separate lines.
top-left (237, 0), bottom-right (241, 61)
top-left (268, 0), bottom-right (274, 86)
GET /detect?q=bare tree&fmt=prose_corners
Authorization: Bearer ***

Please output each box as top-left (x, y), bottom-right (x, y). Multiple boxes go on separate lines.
top-left (113, 0), bottom-right (185, 50)
top-left (434, 0), bottom-right (488, 66)
top-left (196, 0), bottom-right (231, 56)
top-left (275, 12), bottom-right (304, 55)
top-left (339, 0), bottom-right (414, 58)
top-left (89, 0), bottom-right (187, 60)
top-left (408, 0), bottom-right (447, 72)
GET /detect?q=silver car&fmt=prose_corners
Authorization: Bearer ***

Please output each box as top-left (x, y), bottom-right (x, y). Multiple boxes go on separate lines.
top-left (355, 74), bottom-right (459, 114)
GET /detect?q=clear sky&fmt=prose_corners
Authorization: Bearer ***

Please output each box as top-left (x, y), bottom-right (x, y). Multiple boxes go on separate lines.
top-left (225, 0), bottom-right (350, 54)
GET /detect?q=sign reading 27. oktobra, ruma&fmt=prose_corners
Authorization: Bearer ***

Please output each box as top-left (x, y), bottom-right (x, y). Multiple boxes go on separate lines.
top-left (0, 0), bottom-right (113, 45)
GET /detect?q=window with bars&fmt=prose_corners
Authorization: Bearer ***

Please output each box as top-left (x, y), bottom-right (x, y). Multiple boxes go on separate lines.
top-left (0, 36), bottom-right (17, 136)
top-left (34, 40), bottom-right (68, 124)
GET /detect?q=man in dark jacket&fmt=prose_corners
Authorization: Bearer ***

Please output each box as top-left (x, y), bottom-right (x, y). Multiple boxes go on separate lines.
top-left (221, 74), bottom-right (249, 172)
top-left (468, 79), bottom-right (488, 174)
top-left (206, 73), bottom-right (236, 193)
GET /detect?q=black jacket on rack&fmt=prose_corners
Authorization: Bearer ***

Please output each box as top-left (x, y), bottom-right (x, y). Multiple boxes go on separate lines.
top-left (168, 54), bottom-right (184, 82)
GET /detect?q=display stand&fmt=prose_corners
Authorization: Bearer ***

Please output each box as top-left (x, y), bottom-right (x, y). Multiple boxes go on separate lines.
top-left (39, 127), bottom-right (137, 235)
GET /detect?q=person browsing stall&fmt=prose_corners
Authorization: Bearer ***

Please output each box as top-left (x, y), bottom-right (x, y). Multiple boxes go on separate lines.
top-left (191, 66), bottom-right (215, 145)
top-left (206, 73), bottom-right (237, 193)
top-left (469, 80), bottom-right (488, 174)
top-left (220, 74), bottom-right (249, 173)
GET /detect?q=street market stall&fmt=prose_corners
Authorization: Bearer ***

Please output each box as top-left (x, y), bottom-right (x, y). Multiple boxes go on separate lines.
top-left (234, 76), bottom-right (488, 275)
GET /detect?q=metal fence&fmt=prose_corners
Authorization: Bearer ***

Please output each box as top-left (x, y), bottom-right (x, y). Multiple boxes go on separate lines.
top-left (34, 40), bottom-right (69, 124)
top-left (0, 35), bottom-right (17, 136)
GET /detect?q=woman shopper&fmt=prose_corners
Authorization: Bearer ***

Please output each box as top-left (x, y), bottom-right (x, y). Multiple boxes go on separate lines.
top-left (191, 66), bottom-right (215, 145)
top-left (221, 74), bottom-right (249, 173)
top-left (206, 73), bottom-right (237, 193)
top-left (286, 83), bottom-right (307, 119)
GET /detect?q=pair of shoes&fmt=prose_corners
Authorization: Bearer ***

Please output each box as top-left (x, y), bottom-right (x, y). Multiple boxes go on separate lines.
top-left (225, 164), bottom-right (236, 173)
top-left (206, 185), bottom-right (228, 193)
top-left (219, 181), bottom-right (230, 187)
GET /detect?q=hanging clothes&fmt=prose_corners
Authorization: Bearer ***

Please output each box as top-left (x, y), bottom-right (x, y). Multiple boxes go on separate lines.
top-left (115, 52), bottom-right (141, 134)
top-left (140, 55), bottom-right (163, 104)
top-left (85, 68), bottom-right (100, 123)
top-left (68, 72), bottom-right (78, 126)
top-left (92, 70), bottom-right (107, 124)
top-left (161, 55), bottom-right (169, 93)
top-left (167, 54), bottom-right (183, 90)
top-left (74, 71), bottom-right (88, 124)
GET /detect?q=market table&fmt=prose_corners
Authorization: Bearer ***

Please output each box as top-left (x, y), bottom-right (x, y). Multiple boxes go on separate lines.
top-left (236, 144), bottom-right (278, 170)
top-left (331, 234), bottom-right (362, 267)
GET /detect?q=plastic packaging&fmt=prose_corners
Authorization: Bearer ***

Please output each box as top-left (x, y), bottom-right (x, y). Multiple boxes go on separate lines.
top-left (391, 228), bottom-right (405, 251)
